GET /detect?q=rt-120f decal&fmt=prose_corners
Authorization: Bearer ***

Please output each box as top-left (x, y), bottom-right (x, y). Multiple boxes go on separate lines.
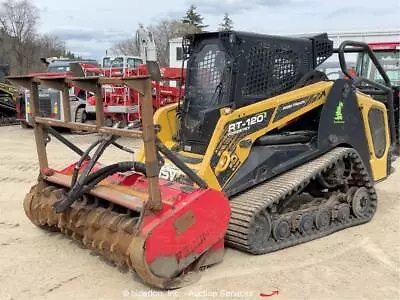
top-left (228, 111), bottom-right (271, 136)
top-left (211, 109), bottom-right (274, 186)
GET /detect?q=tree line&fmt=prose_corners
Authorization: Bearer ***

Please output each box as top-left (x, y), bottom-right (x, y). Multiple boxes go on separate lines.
top-left (111, 5), bottom-right (234, 66)
top-left (0, 1), bottom-right (235, 74)
top-left (0, 0), bottom-right (77, 75)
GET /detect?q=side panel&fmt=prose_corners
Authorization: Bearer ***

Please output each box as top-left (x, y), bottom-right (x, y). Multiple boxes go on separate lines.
top-left (226, 80), bottom-right (385, 195)
top-left (153, 103), bottom-right (178, 146)
top-left (357, 94), bottom-right (390, 180)
top-left (317, 80), bottom-right (376, 177)
top-left (199, 81), bottom-right (333, 190)
top-left (140, 82), bottom-right (333, 191)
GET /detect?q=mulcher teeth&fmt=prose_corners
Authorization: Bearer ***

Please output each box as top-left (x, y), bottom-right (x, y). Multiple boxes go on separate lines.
top-left (23, 179), bottom-right (231, 289)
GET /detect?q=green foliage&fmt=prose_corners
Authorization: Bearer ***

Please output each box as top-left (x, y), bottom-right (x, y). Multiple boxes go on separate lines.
top-left (181, 4), bottom-right (208, 31)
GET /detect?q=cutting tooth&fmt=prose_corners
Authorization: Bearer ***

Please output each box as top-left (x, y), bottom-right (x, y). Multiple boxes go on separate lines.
top-left (121, 218), bottom-right (137, 234)
top-left (42, 186), bottom-right (56, 197)
top-left (82, 234), bottom-right (91, 246)
top-left (23, 182), bottom-right (155, 285)
top-left (71, 232), bottom-right (80, 241)
top-left (107, 215), bottom-right (122, 232)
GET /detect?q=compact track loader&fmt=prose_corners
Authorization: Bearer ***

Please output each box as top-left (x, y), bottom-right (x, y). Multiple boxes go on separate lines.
top-left (9, 31), bottom-right (397, 289)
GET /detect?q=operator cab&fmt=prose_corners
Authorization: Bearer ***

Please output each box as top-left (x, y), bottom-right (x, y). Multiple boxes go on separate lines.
top-left (180, 31), bottom-right (333, 154)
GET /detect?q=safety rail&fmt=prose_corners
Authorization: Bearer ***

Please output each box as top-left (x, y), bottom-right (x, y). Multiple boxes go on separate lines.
top-left (7, 74), bottom-right (163, 210)
top-left (335, 41), bottom-right (396, 150)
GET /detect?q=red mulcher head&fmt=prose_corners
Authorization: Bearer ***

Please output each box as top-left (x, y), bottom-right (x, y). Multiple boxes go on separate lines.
top-left (25, 162), bottom-right (230, 289)
top-left (8, 74), bottom-right (231, 289)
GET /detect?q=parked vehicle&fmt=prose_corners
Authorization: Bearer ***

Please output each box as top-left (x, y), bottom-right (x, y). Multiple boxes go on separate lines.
top-left (17, 58), bottom-right (99, 128)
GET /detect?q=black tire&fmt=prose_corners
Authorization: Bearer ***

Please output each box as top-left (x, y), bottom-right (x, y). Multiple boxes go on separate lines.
top-left (75, 107), bottom-right (86, 123)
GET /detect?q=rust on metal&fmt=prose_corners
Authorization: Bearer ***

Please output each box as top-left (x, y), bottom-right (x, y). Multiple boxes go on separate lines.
top-left (6, 75), bottom-right (40, 89)
top-left (140, 78), bottom-right (162, 210)
top-left (98, 127), bottom-right (142, 138)
top-left (10, 74), bottom-right (163, 212)
top-left (24, 180), bottom-right (201, 289)
top-left (124, 77), bottom-right (149, 95)
top-left (30, 81), bottom-right (49, 169)
top-left (43, 173), bottom-right (146, 211)
top-left (7, 76), bottom-right (50, 169)
top-left (35, 117), bottom-right (97, 131)
top-left (174, 210), bottom-right (195, 235)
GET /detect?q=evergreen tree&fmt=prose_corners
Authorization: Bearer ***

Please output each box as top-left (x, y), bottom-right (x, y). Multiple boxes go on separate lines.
top-left (182, 5), bottom-right (207, 31)
top-left (218, 13), bottom-right (233, 31)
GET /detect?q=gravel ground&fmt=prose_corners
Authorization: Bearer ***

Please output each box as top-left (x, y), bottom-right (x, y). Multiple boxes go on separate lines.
top-left (0, 126), bottom-right (399, 300)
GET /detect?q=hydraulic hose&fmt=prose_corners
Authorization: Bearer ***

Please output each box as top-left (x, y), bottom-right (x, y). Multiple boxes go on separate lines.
top-left (71, 139), bottom-right (102, 186)
top-left (83, 161), bottom-right (146, 186)
top-left (54, 136), bottom-right (118, 213)
top-left (82, 162), bottom-right (146, 193)
top-left (55, 161), bottom-right (146, 213)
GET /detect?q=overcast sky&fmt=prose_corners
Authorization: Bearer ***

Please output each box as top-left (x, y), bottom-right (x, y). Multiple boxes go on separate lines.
top-left (29, 0), bottom-right (399, 59)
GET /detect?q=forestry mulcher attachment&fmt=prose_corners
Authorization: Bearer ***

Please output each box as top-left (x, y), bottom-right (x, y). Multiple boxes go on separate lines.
top-left (8, 31), bottom-right (397, 289)
top-left (7, 75), bottom-right (230, 289)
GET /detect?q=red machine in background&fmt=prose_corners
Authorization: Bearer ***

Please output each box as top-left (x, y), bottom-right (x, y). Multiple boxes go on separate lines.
top-left (84, 59), bottom-right (185, 125)
top-left (17, 25), bottom-right (185, 127)
top-left (82, 24), bottom-right (185, 126)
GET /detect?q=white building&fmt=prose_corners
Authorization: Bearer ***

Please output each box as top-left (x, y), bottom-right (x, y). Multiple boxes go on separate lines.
top-left (169, 30), bottom-right (400, 67)
top-left (169, 37), bottom-right (186, 68)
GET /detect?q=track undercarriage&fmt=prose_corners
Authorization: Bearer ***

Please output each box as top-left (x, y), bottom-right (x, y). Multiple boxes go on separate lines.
top-left (226, 147), bottom-right (377, 254)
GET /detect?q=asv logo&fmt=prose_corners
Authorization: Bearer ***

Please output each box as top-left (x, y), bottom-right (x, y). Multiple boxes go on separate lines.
top-left (159, 165), bottom-right (181, 182)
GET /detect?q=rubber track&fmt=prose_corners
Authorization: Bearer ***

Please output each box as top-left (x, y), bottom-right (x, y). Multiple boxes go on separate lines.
top-left (225, 147), bottom-right (377, 254)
